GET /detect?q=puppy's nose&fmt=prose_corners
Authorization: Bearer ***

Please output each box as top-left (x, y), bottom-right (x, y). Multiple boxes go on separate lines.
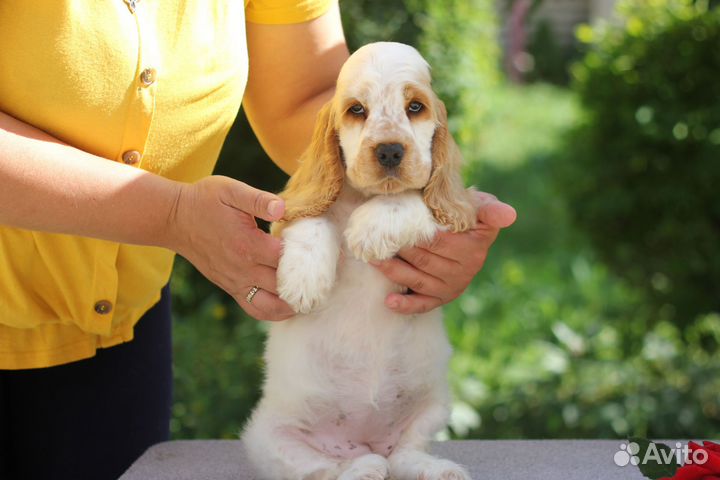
top-left (374, 143), bottom-right (404, 168)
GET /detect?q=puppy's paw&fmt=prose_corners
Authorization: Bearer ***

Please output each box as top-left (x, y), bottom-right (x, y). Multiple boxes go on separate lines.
top-left (277, 254), bottom-right (333, 314)
top-left (344, 223), bottom-right (406, 262)
top-left (338, 454), bottom-right (389, 480)
top-left (344, 193), bottom-right (437, 262)
top-left (277, 218), bottom-right (340, 314)
top-left (418, 460), bottom-right (471, 480)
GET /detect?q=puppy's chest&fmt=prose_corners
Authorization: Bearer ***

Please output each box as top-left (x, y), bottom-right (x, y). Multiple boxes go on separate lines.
top-left (308, 321), bottom-right (431, 397)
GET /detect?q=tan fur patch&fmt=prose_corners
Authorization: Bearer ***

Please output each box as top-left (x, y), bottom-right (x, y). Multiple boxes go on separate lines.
top-left (423, 99), bottom-right (477, 233)
top-left (271, 102), bottom-right (344, 237)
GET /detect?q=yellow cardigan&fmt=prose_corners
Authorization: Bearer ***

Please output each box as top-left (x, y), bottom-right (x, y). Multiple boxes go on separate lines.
top-left (0, 0), bottom-right (334, 369)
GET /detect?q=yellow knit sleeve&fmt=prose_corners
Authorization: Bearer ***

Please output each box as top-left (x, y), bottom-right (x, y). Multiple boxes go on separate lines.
top-left (245, 0), bottom-right (336, 24)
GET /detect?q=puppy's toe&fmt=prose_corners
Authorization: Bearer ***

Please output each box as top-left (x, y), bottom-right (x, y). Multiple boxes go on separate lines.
top-left (419, 460), bottom-right (471, 480)
top-left (277, 252), bottom-right (335, 313)
top-left (344, 228), bottom-right (398, 263)
top-left (338, 454), bottom-right (389, 480)
top-left (278, 271), bottom-right (332, 314)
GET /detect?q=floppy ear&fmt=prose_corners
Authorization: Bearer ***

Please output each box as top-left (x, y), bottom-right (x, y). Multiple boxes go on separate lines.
top-left (423, 99), bottom-right (477, 233)
top-left (271, 101), bottom-right (344, 236)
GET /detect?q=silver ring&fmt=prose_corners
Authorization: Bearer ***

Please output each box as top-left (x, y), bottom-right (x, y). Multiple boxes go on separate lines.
top-left (246, 286), bottom-right (260, 304)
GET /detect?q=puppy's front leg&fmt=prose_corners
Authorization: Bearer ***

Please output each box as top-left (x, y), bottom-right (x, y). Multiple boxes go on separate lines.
top-left (344, 191), bottom-right (438, 262)
top-left (277, 216), bottom-right (341, 314)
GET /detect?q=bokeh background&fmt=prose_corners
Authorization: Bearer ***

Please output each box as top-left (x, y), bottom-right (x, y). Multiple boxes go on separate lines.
top-left (170, 0), bottom-right (720, 440)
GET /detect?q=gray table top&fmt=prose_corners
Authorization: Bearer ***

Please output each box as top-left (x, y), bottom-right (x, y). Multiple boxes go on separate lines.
top-left (119, 440), bottom-right (650, 480)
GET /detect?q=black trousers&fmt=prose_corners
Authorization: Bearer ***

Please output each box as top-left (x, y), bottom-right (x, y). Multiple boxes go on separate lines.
top-left (0, 286), bottom-right (173, 480)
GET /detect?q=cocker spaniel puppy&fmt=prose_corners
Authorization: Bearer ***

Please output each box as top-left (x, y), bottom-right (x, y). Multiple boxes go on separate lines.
top-left (242, 42), bottom-right (477, 480)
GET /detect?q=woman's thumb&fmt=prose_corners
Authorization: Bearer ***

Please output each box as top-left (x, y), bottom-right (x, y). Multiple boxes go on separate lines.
top-left (229, 181), bottom-right (285, 222)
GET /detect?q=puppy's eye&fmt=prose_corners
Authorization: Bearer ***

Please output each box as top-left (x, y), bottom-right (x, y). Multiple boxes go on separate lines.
top-left (349, 104), bottom-right (366, 116)
top-left (408, 101), bottom-right (424, 114)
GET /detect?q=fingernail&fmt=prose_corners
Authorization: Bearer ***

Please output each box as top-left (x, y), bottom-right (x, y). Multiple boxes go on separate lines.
top-left (267, 199), bottom-right (283, 218)
top-left (368, 260), bottom-right (381, 267)
top-left (387, 297), bottom-right (400, 309)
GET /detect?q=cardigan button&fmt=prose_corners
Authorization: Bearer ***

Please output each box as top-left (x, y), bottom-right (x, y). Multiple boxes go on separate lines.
top-left (94, 300), bottom-right (113, 315)
top-left (123, 0), bottom-right (137, 14)
top-left (140, 67), bottom-right (157, 87)
top-left (122, 150), bottom-right (141, 165)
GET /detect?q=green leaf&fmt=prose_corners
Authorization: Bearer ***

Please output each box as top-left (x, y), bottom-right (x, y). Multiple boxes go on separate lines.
top-left (630, 437), bottom-right (680, 480)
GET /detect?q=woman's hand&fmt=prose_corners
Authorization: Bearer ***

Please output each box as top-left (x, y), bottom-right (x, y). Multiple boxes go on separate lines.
top-left (370, 191), bottom-right (517, 314)
top-left (169, 176), bottom-right (294, 321)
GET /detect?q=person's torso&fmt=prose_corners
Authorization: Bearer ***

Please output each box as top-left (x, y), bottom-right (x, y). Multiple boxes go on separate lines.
top-left (0, 0), bottom-right (248, 365)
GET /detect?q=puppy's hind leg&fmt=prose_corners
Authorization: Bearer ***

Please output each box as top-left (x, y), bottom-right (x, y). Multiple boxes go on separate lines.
top-left (242, 410), bottom-right (342, 480)
top-left (337, 454), bottom-right (389, 480)
top-left (388, 403), bottom-right (471, 480)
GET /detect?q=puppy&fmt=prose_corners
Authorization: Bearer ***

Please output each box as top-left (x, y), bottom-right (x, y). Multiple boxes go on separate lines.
top-left (242, 42), bottom-right (477, 480)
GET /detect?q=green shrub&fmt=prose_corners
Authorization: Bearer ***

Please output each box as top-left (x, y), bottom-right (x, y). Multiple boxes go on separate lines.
top-left (446, 252), bottom-right (720, 440)
top-left (557, 0), bottom-right (720, 326)
top-left (453, 83), bottom-right (720, 440)
top-left (410, 0), bottom-right (501, 147)
top-left (170, 257), bottom-right (268, 439)
top-left (341, 0), bottom-right (421, 50)
top-left (526, 20), bottom-right (573, 85)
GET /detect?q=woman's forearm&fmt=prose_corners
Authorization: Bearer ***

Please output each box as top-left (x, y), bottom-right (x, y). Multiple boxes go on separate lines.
top-left (0, 110), bottom-right (182, 249)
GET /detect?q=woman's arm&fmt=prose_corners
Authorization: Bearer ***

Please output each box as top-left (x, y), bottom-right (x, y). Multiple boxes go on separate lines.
top-left (0, 110), bottom-right (294, 320)
top-left (243, 3), bottom-right (349, 174)
top-left (0, 110), bottom-right (182, 246)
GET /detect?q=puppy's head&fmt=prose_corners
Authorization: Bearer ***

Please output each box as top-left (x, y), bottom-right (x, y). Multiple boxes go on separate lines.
top-left (274, 42), bottom-right (475, 235)
top-left (336, 42), bottom-right (436, 195)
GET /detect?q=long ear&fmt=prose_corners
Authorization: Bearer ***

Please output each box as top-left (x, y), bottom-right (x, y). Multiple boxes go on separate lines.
top-left (271, 102), bottom-right (344, 236)
top-left (423, 99), bottom-right (476, 233)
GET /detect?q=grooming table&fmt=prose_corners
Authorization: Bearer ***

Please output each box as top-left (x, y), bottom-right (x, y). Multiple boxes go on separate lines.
top-left (119, 440), bottom-right (649, 479)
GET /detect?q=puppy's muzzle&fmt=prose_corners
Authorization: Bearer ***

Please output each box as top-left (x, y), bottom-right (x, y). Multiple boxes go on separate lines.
top-left (374, 143), bottom-right (404, 168)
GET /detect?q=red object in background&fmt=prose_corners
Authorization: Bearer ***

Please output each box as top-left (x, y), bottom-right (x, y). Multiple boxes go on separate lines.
top-left (507, 0), bottom-right (532, 83)
top-left (661, 441), bottom-right (720, 480)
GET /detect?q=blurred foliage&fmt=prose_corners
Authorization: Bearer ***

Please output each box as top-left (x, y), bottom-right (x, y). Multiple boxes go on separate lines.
top-left (409, 0), bottom-right (501, 145)
top-left (170, 257), bottom-right (268, 439)
top-left (557, 0), bottom-right (720, 327)
top-left (503, 0), bottom-right (582, 86)
top-left (525, 19), bottom-right (573, 85)
top-left (447, 85), bottom-right (719, 440)
top-left (170, 0), bottom-right (720, 442)
top-left (340, 0), bottom-right (420, 49)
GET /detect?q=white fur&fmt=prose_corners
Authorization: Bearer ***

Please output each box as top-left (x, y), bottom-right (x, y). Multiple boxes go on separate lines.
top-left (278, 216), bottom-right (341, 314)
top-left (243, 188), bottom-right (468, 480)
top-left (337, 454), bottom-right (389, 480)
top-left (242, 43), bottom-right (471, 480)
top-left (344, 192), bottom-right (438, 262)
